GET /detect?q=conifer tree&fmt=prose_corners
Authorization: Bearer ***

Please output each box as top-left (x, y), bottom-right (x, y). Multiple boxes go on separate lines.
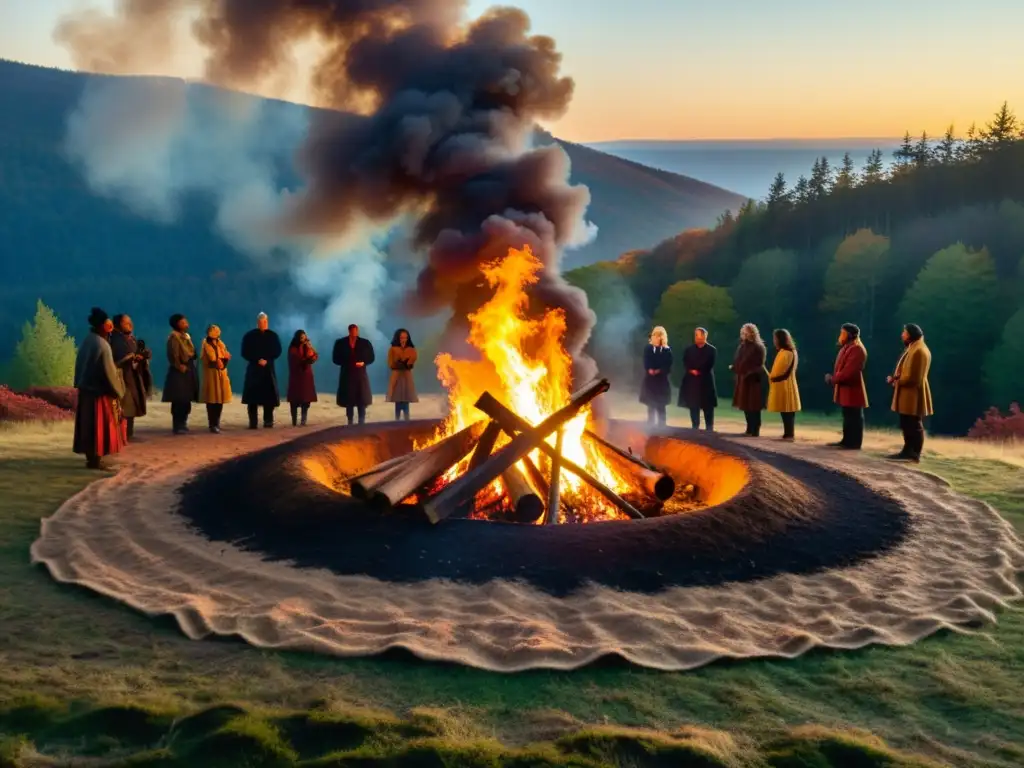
top-left (983, 102), bottom-right (1018, 148)
top-left (792, 175), bottom-right (811, 205)
top-left (861, 149), bottom-right (885, 184)
top-left (7, 300), bottom-right (77, 389)
top-left (765, 172), bottom-right (790, 209)
top-left (833, 152), bottom-right (857, 190)
top-left (936, 125), bottom-right (958, 164)
top-left (913, 132), bottom-right (932, 168)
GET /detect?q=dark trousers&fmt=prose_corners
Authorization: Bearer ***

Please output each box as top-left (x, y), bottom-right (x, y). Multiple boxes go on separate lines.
top-left (394, 402), bottom-right (410, 420)
top-left (780, 411), bottom-right (795, 439)
top-left (688, 407), bottom-right (715, 431)
top-left (899, 414), bottom-right (925, 459)
top-left (205, 403), bottom-right (223, 429)
top-left (125, 417), bottom-right (135, 439)
top-left (743, 410), bottom-right (762, 436)
top-left (247, 404), bottom-right (275, 427)
top-left (841, 406), bottom-right (864, 449)
top-left (290, 403), bottom-right (310, 426)
top-left (346, 405), bottom-right (367, 425)
top-left (170, 401), bottom-right (191, 432)
top-left (646, 405), bottom-right (666, 426)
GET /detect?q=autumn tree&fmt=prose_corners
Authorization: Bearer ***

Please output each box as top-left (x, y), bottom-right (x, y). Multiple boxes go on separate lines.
top-left (983, 307), bottom-right (1024, 409)
top-left (819, 229), bottom-right (890, 341)
top-left (652, 280), bottom-right (738, 384)
top-left (728, 248), bottom-right (799, 335)
top-left (6, 300), bottom-right (77, 389)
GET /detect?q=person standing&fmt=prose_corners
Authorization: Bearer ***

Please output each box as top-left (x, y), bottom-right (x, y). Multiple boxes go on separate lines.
top-left (386, 328), bottom-right (418, 421)
top-left (767, 329), bottom-right (801, 441)
top-left (287, 330), bottom-right (319, 427)
top-left (678, 326), bottom-right (718, 430)
top-left (639, 326), bottom-right (673, 426)
top-left (825, 323), bottom-right (868, 450)
top-left (886, 323), bottom-right (933, 463)
top-left (333, 323), bottom-right (375, 425)
top-left (200, 324), bottom-right (232, 433)
top-left (241, 312), bottom-right (283, 429)
top-left (731, 323), bottom-right (768, 436)
top-left (110, 313), bottom-right (151, 441)
top-left (163, 314), bottom-right (199, 434)
top-left (73, 307), bottom-right (127, 469)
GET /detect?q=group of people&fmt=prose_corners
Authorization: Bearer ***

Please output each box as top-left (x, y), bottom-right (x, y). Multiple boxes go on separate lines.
top-left (639, 321), bottom-right (934, 463)
top-left (71, 308), bottom-right (421, 469)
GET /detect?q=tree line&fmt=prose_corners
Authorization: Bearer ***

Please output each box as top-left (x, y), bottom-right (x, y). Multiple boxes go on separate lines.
top-left (567, 103), bottom-right (1024, 435)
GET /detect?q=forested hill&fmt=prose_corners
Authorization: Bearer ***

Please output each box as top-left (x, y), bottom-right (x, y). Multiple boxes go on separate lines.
top-left (0, 58), bottom-right (744, 387)
top-left (567, 104), bottom-right (1024, 435)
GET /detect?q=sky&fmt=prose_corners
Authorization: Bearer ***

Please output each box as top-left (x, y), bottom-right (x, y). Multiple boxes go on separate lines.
top-left (0, 0), bottom-right (1021, 142)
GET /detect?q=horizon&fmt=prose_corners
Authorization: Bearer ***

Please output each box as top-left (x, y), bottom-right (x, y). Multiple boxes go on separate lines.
top-left (1, 0), bottom-right (1020, 143)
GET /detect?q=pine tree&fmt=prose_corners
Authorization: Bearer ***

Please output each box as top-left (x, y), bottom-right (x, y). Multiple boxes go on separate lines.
top-left (765, 172), bottom-right (790, 209)
top-left (7, 300), bottom-right (78, 389)
top-left (861, 149), bottom-right (885, 184)
top-left (792, 175), bottom-right (811, 205)
top-left (983, 101), bottom-right (1018, 149)
top-left (957, 123), bottom-right (984, 162)
top-left (913, 131), bottom-right (932, 168)
top-left (893, 131), bottom-right (915, 168)
top-left (833, 152), bottom-right (857, 190)
top-left (808, 157), bottom-right (832, 199)
top-left (936, 125), bottom-right (958, 164)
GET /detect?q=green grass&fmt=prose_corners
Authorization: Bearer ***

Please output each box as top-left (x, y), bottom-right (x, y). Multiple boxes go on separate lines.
top-left (1, 418), bottom-right (1023, 766)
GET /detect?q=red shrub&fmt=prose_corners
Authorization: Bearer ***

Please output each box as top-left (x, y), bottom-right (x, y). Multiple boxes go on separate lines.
top-left (968, 403), bottom-right (1024, 441)
top-left (21, 386), bottom-right (78, 411)
top-left (0, 386), bottom-right (74, 422)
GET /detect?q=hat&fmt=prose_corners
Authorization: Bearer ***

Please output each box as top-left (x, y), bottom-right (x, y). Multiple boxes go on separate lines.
top-left (87, 307), bottom-right (109, 330)
top-left (841, 322), bottom-right (860, 339)
top-left (904, 323), bottom-right (923, 341)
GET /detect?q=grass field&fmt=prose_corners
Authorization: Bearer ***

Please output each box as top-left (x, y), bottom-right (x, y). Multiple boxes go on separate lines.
top-left (1, 398), bottom-right (1022, 766)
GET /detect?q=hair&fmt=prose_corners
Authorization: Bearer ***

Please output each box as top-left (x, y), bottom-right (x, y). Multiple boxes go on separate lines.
top-left (391, 328), bottom-right (414, 347)
top-left (649, 325), bottom-right (668, 346)
top-left (773, 328), bottom-right (795, 350)
top-left (290, 329), bottom-right (307, 348)
top-left (904, 323), bottom-right (924, 341)
top-left (841, 322), bottom-right (861, 340)
top-left (206, 324), bottom-right (221, 338)
top-left (111, 313), bottom-right (127, 329)
top-left (87, 307), bottom-right (109, 330)
top-left (695, 326), bottom-right (708, 337)
top-left (169, 313), bottom-right (185, 330)
top-left (739, 323), bottom-right (762, 343)
top-left (257, 312), bottom-right (268, 321)
top-left (348, 323), bottom-right (358, 332)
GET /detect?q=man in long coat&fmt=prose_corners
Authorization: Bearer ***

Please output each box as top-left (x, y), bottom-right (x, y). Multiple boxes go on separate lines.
top-left (241, 312), bottom-right (283, 428)
top-left (73, 307), bottom-right (126, 469)
top-left (886, 323), bottom-right (933, 463)
top-left (678, 326), bottom-right (718, 430)
top-left (825, 322), bottom-right (868, 450)
top-left (333, 323), bottom-right (375, 425)
top-left (162, 313), bottom-right (199, 434)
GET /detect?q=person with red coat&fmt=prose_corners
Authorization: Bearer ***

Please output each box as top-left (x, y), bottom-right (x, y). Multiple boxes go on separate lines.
top-left (286, 330), bottom-right (319, 426)
top-left (825, 322), bottom-right (868, 449)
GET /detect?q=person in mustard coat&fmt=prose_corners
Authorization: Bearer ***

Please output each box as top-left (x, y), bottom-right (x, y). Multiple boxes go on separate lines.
top-left (767, 328), bottom-right (801, 440)
top-left (886, 323), bottom-right (933, 463)
top-left (200, 324), bottom-right (233, 433)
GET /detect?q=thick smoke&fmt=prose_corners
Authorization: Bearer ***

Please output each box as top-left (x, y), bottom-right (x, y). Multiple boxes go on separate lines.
top-left (57, 0), bottom-right (599, 379)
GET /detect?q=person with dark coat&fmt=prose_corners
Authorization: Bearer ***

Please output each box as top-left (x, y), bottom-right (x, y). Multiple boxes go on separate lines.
top-left (886, 323), bottom-right (933, 463)
top-left (638, 325), bottom-right (672, 426)
top-left (386, 328), bottom-right (418, 421)
top-left (287, 330), bottom-right (319, 427)
top-left (678, 326), bottom-right (718, 430)
top-left (731, 323), bottom-right (768, 437)
top-left (73, 307), bottom-right (127, 469)
top-left (825, 322), bottom-right (869, 450)
top-left (110, 313), bottom-right (152, 440)
top-left (333, 323), bottom-right (375, 425)
top-left (241, 312), bottom-right (283, 428)
top-left (162, 313), bottom-right (199, 434)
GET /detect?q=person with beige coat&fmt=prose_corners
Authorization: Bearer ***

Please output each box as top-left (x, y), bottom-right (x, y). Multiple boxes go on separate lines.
top-left (386, 328), bottom-right (419, 420)
top-left (200, 324), bottom-right (233, 433)
top-left (886, 323), bottom-right (933, 463)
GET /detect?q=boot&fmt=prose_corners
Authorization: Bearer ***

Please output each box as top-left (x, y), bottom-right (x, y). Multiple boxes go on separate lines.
top-left (300, 406), bottom-right (308, 427)
top-left (126, 417), bottom-right (135, 440)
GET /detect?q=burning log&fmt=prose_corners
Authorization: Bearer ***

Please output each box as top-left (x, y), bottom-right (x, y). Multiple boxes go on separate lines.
top-left (500, 464), bottom-right (544, 523)
top-left (349, 454), bottom-right (417, 499)
top-left (360, 422), bottom-right (486, 510)
top-left (468, 420), bottom-right (502, 470)
top-left (521, 455), bottom-right (549, 499)
top-left (583, 431), bottom-right (675, 502)
top-left (422, 378), bottom-right (611, 524)
top-left (545, 429), bottom-right (564, 525)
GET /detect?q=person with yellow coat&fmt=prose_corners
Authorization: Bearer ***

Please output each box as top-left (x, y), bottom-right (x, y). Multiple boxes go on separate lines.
top-left (766, 328), bottom-right (801, 441)
top-left (200, 324), bottom-right (233, 433)
top-left (886, 323), bottom-right (933, 463)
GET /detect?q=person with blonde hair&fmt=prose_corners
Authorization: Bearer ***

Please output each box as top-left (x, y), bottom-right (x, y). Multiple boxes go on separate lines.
top-left (767, 329), bottom-right (801, 440)
top-left (730, 323), bottom-right (768, 436)
top-left (639, 325), bottom-right (673, 426)
top-left (201, 324), bottom-right (232, 433)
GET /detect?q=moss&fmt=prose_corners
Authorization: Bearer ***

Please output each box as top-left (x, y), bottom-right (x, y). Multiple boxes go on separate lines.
top-left (558, 727), bottom-right (736, 767)
top-left (44, 704), bottom-right (176, 749)
top-left (176, 714), bottom-right (298, 767)
top-left (764, 727), bottom-right (942, 768)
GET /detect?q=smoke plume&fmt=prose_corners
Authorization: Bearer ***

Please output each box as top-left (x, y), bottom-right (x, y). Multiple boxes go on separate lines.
top-left (57, 0), bottom-right (598, 379)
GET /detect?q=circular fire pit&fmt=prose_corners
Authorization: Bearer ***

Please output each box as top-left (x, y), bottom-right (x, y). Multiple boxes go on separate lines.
top-left (177, 419), bottom-right (910, 596)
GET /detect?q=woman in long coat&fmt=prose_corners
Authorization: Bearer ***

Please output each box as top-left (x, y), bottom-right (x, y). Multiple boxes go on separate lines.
top-left (200, 324), bottom-right (232, 433)
top-left (767, 328), bottom-right (801, 440)
top-left (333, 323), bottom-right (375, 425)
top-left (638, 325), bottom-right (673, 426)
top-left (73, 307), bottom-right (126, 469)
top-left (110, 313), bottom-right (151, 440)
top-left (678, 326), bottom-right (718, 431)
top-left (162, 313), bottom-right (199, 434)
top-left (287, 330), bottom-right (319, 427)
top-left (731, 323), bottom-right (768, 437)
top-left (386, 328), bottom-right (418, 420)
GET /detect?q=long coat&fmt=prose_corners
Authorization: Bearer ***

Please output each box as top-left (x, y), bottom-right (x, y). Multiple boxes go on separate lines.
top-left (109, 330), bottom-right (150, 418)
top-left (638, 344), bottom-right (673, 407)
top-left (241, 329), bottom-right (282, 407)
top-left (287, 344), bottom-right (319, 405)
top-left (891, 338), bottom-right (933, 416)
top-left (833, 340), bottom-right (868, 408)
top-left (73, 330), bottom-right (126, 457)
top-left (678, 343), bottom-right (718, 409)
top-left (200, 338), bottom-right (233, 405)
top-left (386, 345), bottom-right (419, 403)
top-left (162, 332), bottom-right (199, 404)
top-left (767, 349), bottom-right (802, 413)
top-left (333, 336), bottom-right (375, 407)
top-left (732, 340), bottom-right (768, 412)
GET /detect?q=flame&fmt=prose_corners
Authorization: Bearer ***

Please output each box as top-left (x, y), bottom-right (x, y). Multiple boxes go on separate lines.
top-left (417, 245), bottom-right (630, 522)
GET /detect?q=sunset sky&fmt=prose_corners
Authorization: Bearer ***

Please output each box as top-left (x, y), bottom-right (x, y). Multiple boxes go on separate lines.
top-left (1, 0), bottom-right (1020, 142)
